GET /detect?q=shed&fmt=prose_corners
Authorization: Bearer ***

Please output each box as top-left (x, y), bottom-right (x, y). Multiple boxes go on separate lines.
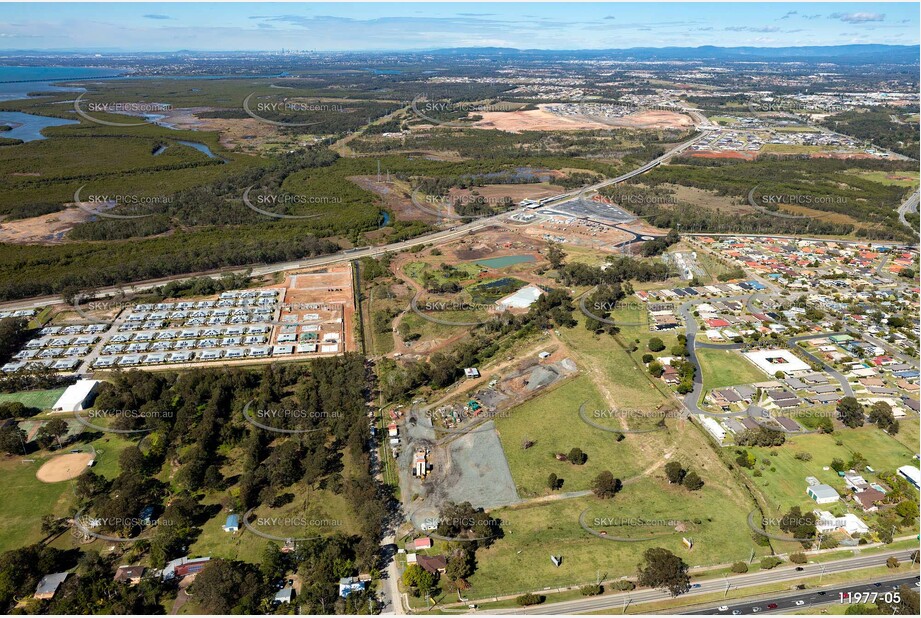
top-left (223, 514), bottom-right (240, 532)
top-left (806, 484), bottom-right (840, 504)
top-left (52, 380), bottom-right (99, 412)
top-left (34, 572), bottom-right (68, 600)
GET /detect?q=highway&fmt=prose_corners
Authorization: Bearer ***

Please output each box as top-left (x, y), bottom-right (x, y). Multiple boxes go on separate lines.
top-left (487, 549), bottom-right (916, 615)
top-left (683, 574), bottom-right (919, 615)
top-left (898, 189), bottom-right (919, 228)
top-left (0, 127), bottom-right (710, 313)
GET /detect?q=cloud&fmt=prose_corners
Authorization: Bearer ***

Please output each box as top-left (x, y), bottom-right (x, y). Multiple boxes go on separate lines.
top-left (143, 14), bottom-right (172, 20)
top-left (724, 26), bottom-right (781, 33)
top-left (828, 12), bottom-right (885, 24)
top-left (780, 11), bottom-right (797, 20)
top-left (457, 13), bottom-right (494, 17)
top-left (603, 16), bottom-right (616, 20)
top-left (802, 14), bottom-right (822, 20)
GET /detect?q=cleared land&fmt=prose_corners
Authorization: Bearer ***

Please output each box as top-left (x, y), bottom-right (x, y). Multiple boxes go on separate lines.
top-left (36, 452), bottom-right (94, 482)
top-left (697, 347), bottom-right (767, 391)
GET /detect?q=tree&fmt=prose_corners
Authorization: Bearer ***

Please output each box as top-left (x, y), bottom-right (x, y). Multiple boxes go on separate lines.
top-left (0, 425), bottom-right (26, 455)
top-left (445, 550), bottom-right (475, 582)
top-left (36, 418), bottom-right (69, 450)
top-left (830, 458), bottom-right (846, 473)
top-left (836, 396), bottom-right (864, 428)
top-left (730, 561), bottom-right (748, 574)
top-left (516, 593), bottom-right (544, 606)
top-left (591, 471), bottom-right (622, 499)
top-left (648, 338), bottom-right (666, 352)
top-left (546, 243), bottom-right (566, 270)
top-left (402, 564), bottom-right (438, 597)
top-left (682, 471), bottom-right (704, 491)
top-left (637, 547), bottom-right (691, 597)
top-left (191, 559), bottom-right (265, 614)
top-left (868, 401), bottom-right (895, 431)
top-left (789, 552), bottom-right (807, 564)
top-left (547, 473), bottom-right (560, 491)
top-left (567, 447), bottom-right (587, 465)
top-left (664, 461), bottom-right (686, 484)
top-left (648, 360), bottom-right (665, 378)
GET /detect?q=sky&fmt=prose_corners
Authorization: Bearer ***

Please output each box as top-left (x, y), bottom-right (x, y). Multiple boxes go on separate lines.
top-left (0, 2), bottom-right (918, 52)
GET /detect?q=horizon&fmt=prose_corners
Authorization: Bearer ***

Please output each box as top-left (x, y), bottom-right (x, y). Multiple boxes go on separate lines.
top-left (1, 2), bottom-right (918, 53)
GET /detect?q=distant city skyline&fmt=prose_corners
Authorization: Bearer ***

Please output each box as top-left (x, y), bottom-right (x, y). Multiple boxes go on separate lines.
top-left (1, 2), bottom-right (918, 52)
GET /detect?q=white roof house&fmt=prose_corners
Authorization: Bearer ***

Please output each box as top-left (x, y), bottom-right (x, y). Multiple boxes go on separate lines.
top-left (52, 379), bottom-right (100, 412)
top-left (806, 483), bottom-right (840, 504)
top-left (898, 465), bottom-right (920, 489)
top-left (814, 510), bottom-right (869, 536)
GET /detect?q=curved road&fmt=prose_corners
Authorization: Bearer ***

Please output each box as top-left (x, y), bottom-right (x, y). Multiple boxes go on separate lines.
top-left (898, 189), bottom-right (919, 228)
top-left (678, 295), bottom-right (854, 418)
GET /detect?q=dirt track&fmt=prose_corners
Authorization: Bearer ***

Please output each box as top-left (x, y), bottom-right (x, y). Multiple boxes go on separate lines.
top-left (36, 452), bottom-right (93, 482)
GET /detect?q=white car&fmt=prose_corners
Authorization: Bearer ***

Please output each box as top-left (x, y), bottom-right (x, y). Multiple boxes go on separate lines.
top-left (794, 600), bottom-right (805, 606)
top-left (718, 607), bottom-right (729, 612)
top-left (752, 608), bottom-right (761, 613)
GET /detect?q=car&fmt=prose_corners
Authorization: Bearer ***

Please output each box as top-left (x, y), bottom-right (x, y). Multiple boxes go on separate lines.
top-left (752, 607), bottom-right (761, 613)
top-left (718, 606), bottom-right (729, 612)
top-left (817, 591), bottom-right (827, 596)
top-left (768, 604), bottom-right (778, 609)
top-left (732, 611), bottom-right (741, 616)
top-left (692, 584), bottom-right (702, 588)
top-left (794, 600), bottom-right (806, 606)
top-left (874, 583), bottom-right (882, 587)
top-left (795, 566), bottom-right (804, 571)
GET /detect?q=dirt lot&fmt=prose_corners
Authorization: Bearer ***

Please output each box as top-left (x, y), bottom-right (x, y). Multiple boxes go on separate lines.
top-left (36, 452), bottom-right (93, 482)
top-left (473, 105), bottom-right (693, 133)
top-left (279, 264), bottom-right (356, 353)
top-left (0, 207), bottom-right (92, 244)
top-left (521, 214), bottom-right (638, 251)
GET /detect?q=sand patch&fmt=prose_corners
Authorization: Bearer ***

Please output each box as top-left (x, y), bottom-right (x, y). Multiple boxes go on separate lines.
top-left (36, 452), bottom-right (93, 482)
top-left (473, 105), bottom-right (693, 133)
top-left (0, 206), bottom-right (92, 244)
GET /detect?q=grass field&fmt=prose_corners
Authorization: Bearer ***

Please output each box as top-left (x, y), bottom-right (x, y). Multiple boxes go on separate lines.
top-left (848, 170), bottom-right (919, 187)
top-left (467, 468), bottom-right (768, 598)
top-left (189, 485), bottom-right (360, 564)
top-left (696, 348), bottom-right (766, 392)
top-left (495, 375), bottom-right (648, 497)
top-left (740, 425), bottom-right (918, 517)
top-left (0, 430), bottom-right (134, 553)
top-left (0, 387), bottom-right (66, 410)
top-left (557, 313), bottom-right (673, 412)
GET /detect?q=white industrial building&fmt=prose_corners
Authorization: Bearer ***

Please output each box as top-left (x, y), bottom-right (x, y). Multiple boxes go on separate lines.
top-left (743, 349), bottom-right (811, 376)
top-left (52, 379), bottom-right (100, 412)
